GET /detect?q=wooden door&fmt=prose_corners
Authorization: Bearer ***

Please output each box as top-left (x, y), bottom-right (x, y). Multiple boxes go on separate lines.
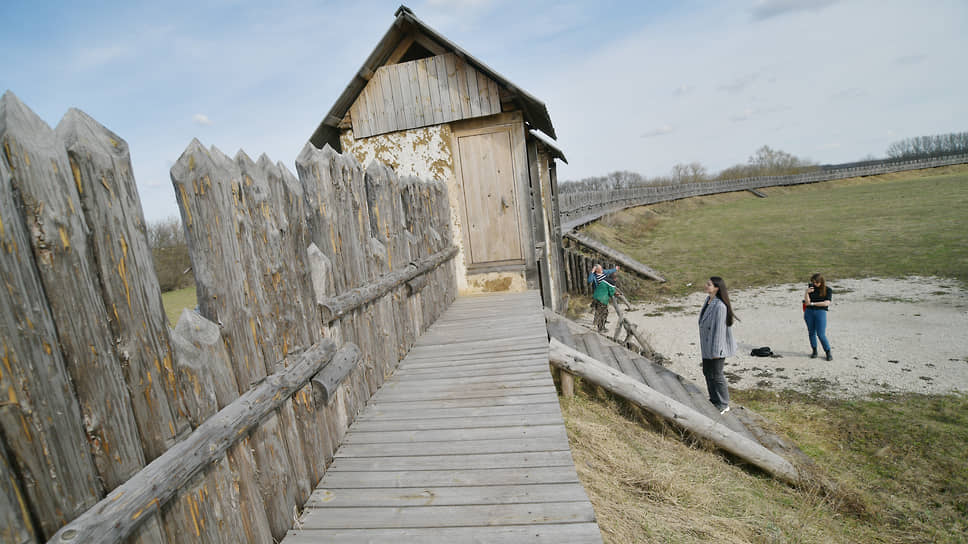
top-left (455, 128), bottom-right (523, 265)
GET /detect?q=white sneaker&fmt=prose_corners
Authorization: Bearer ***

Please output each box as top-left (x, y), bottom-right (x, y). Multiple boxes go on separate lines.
top-left (719, 406), bottom-right (730, 415)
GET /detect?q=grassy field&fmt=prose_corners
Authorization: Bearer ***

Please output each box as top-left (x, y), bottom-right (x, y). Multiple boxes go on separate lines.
top-left (582, 164), bottom-right (968, 300)
top-left (161, 285), bottom-right (196, 326)
top-left (568, 165), bottom-right (968, 542)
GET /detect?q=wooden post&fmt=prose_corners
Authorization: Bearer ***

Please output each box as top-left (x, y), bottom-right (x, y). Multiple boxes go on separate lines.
top-left (172, 141), bottom-right (303, 541)
top-left (57, 109), bottom-right (191, 462)
top-left (560, 370), bottom-right (575, 398)
top-left (2, 92), bottom-right (130, 537)
top-left (549, 339), bottom-right (800, 485)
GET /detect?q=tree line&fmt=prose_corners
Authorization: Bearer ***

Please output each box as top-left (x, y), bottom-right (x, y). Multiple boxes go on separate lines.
top-left (559, 144), bottom-right (817, 194)
top-left (886, 131), bottom-right (968, 159)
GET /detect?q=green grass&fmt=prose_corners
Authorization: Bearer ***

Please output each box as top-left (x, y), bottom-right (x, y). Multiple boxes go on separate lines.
top-left (584, 165), bottom-right (968, 299)
top-left (161, 285), bottom-right (196, 326)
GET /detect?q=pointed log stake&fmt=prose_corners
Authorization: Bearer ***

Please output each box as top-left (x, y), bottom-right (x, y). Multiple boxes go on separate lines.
top-left (47, 340), bottom-right (342, 544)
top-left (548, 338), bottom-right (801, 485)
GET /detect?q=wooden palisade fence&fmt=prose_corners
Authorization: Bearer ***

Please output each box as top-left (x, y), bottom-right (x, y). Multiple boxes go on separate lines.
top-left (0, 90), bottom-right (457, 544)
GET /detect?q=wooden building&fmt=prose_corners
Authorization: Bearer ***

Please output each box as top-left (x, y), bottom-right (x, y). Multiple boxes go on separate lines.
top-left (310, 5), bottom-right (567, 310)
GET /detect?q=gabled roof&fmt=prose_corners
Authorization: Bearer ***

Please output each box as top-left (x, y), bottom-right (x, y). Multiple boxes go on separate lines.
top-left (310, 5), bottom-right (557, 151)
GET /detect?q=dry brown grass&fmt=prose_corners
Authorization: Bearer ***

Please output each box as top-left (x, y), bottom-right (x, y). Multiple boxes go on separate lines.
top-left (560, 386), bottom-right (888, 544)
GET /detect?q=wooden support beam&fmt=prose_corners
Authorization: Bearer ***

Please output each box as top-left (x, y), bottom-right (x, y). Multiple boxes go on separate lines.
top-left (560, 370), bottom-right (575, 398)
top-left (565, 231), bottom-right (665, 282)
top-left (47, 341), bottom-right (342, 544)
top-left (318, 246), bottom-right (457, 323)
top-left (548, 338), bottom-right (801, 485)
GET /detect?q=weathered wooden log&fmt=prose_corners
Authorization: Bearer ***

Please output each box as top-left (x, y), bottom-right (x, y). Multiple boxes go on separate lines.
top-left (406, 273), bottom-right (429, 296)
top-left (171, 310), bottom-right (241, 411)
top-left (565, 230), bottom-right (665, 282)
top-left (57, 108), bottom-right (190, 462)
top-left (172, 142), bottom-right (305, 540)
top-left (47, 340), bottom-right (339, 544)
top-left (318, 245), bottom-right (458, 322)
top-left (0, 439), bottom-right (37, 544)
top-left (311, 343), bottom-right (362, 406)
top-left (2, 92), bottom-right (131, 537)
top-left (548, 338), bottom-right (800, 485)
top-left (235, 151), bottom-right (314, 509)
top-left (171, 140), bottom-right (264, 391)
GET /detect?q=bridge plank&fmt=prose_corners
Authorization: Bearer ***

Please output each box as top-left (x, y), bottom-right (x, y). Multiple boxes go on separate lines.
top-left (320, 466), bottom-right (580, 488)
top-left (283, 523), bottom-right (603, 543)
top-left (297, 502), bottom-right (596, 529)
top-left (326, 451), bottom-right (575, 472)
top-left (304, 482), bottom-right (587, 508)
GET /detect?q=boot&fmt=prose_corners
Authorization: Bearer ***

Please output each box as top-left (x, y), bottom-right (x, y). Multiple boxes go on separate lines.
top-left (825, 350), bottom-right (832, 361)
top-left (810, 347), bottom-right (818, 359)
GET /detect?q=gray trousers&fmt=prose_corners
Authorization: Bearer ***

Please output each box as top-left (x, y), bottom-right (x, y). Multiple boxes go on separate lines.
top-left (701, 357), bottom-right (729, 410)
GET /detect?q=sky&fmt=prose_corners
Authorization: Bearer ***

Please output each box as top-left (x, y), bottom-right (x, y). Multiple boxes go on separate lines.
top-left (2, 0), bottom-right (966, 223)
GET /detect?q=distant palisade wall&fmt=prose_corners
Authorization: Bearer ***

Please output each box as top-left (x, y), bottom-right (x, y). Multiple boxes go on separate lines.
top-left (559, 153), bottom-right (968, 230)
top-left (0, 90), bottom-right (456, 544)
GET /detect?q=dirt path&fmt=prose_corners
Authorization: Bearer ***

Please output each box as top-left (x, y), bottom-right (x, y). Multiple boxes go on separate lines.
top-left (620, 277), bottom-right (968, 398)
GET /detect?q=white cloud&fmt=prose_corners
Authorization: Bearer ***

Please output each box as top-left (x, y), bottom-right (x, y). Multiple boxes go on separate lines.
top-left (641, 125), bottom-right (675, 138)
top-left (750, 0), bottom-right (840, 21)
top-left (193, 114), bottom-right (212, 126)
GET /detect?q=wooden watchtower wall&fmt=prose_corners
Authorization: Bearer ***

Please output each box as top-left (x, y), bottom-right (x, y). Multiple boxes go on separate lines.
top-left (0, 91), bottom-right (457, 544)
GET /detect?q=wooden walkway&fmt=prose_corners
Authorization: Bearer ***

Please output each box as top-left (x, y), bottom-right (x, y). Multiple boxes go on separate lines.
top-left (283, 291), bottom-right (602, 543)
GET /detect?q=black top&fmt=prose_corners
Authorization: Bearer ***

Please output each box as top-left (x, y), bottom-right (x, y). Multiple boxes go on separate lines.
top-left (806, 285), bottom-right (833, 311)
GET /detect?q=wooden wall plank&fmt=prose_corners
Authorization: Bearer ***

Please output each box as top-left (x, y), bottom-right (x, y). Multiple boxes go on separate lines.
top-left (409, 61), bottom-right (426, 127)
top-left (453, 56), bottom-right (472, 117)
top-left (487, 77), bottom-right (501, 114)
top-left (393, 63), bottom-right (415, 129)
top-left (464, 60), bottom-right (482, 117)
top-left (434, 54), bottom-right (455, 123)
top-left (424, 57), bottom-right (443, 125)
top-left (378, 68), bottom-right (396, 134)
top-left (388, 65), bottom-right (407, 132)
top-left (368, 68), bottom-right (387, 136)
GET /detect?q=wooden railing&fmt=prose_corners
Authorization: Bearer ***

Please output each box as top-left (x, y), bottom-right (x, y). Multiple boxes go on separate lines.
top-left (559, 153), bottom-right (968, 230)
top-left (0, 91), bottom-right (458, 544)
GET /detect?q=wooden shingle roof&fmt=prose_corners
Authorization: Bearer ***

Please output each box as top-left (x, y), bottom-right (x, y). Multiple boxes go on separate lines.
top-left (310, 5), bottom-right (557, 151)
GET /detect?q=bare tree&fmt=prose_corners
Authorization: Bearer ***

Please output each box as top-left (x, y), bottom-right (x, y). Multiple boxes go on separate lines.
top-left (887, 131), bottom-right (968, 159)
top-left (147, 217), bottom-right (193, 292)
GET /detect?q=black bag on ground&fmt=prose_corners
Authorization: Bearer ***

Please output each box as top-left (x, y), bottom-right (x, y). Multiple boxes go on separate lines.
top-left (751, 346), bottom-right (773, 357)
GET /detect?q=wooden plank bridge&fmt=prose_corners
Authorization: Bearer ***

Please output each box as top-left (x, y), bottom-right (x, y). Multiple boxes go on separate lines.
top-left (283, 291), bottom-right (603, 543)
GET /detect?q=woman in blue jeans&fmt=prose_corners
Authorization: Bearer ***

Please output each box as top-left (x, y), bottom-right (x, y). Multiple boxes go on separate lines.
top-left (803, 273), bottom-right (833, 360)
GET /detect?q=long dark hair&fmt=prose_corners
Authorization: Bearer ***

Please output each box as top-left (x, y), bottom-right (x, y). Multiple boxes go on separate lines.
top-left (710, 276), bottom-right (738, 326)
top-left (810, 273), bottom-right (827, 297)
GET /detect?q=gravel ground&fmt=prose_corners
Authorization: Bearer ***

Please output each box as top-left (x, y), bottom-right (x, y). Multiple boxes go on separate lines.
top-left (621, 277), bottom-right (968, 398)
